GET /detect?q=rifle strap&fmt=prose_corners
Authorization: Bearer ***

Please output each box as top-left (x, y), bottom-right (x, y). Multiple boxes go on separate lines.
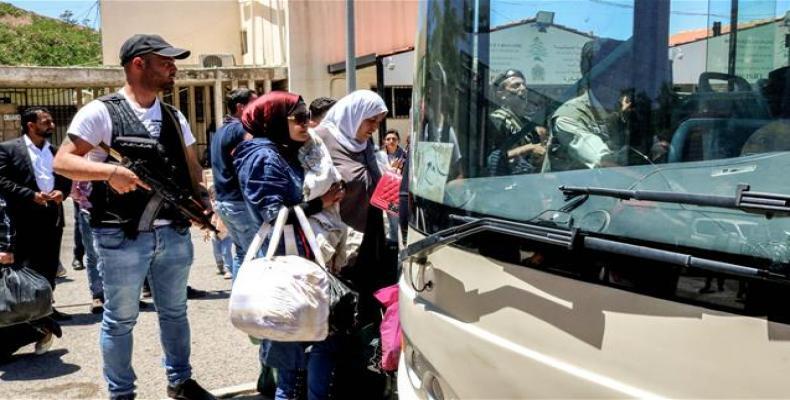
top-left (138, 192), bottom-right (164, 232)
top-left (98, 142), bottom-right (121, 162)
top-left (160, 105), bottom-right (202, 199)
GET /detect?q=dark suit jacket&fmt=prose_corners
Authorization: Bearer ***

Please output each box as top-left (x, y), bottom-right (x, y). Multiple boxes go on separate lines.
top-left (0, 136), bottom-right (71, 230)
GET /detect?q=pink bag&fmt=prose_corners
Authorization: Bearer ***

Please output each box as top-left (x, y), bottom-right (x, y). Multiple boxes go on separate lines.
top-left (370, 171), bottom-right (401, 215)
top-left (374, 284), bottom-right (401, 371)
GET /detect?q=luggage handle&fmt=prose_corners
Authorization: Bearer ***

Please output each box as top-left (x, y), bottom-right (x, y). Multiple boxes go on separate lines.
top-left (243, 206), bottom-right (327, 270)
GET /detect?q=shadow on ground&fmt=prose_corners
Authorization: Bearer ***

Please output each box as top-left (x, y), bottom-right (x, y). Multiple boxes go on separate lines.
top-left (0, 349), bottom-right (80, 380)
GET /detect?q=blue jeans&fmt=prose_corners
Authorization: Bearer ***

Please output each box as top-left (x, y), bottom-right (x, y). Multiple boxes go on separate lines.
top-left (215, 200), bottom-right (257, 278)
top-left (93, 225), bottom-right (194, 397)
top-left (76, 210), bottom-right (102, 299)
top-left (211, 235), bottom-right (233, 271)
top-left (272, 341), bottom-right (336, 400)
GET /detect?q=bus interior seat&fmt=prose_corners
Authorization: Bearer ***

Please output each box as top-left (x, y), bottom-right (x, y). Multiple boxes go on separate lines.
top-left (667, 72), bottom-right (771, 163)
top-left (668, 118), bottom-right (771, 163)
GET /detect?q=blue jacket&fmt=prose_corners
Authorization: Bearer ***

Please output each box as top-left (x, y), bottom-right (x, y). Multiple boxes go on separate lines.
top-left (234, 137), bottom-right (305, 227)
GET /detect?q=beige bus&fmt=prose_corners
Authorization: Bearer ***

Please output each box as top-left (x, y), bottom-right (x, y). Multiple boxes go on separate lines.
top-left (398, 0), bottom-right (790, 398)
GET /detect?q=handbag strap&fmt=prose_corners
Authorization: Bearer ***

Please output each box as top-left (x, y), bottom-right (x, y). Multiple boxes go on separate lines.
top-left (242, 211), bottom-right (279, 265)
top-left (292, 206), bottom-right (326, 269)
top-left (242, 206), bottom-right (327, 270)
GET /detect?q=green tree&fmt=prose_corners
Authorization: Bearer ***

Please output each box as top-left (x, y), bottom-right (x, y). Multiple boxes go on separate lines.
top-left (59, 9), bottom-right (76, 24)
top-left (0, 2), bottom-right (100, 66)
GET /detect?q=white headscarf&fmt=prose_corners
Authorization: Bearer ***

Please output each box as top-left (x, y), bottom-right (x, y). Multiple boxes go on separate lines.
top-left (318, 90), bottom-right (388, 153)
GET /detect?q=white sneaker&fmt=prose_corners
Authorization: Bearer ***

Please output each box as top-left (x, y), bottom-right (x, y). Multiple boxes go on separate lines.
top-left (223, 270), bottom-right (233, 280)
top-left (34, 332), bottom-right (53, 355)
top-left (56, 263), bottom-right (67, 278)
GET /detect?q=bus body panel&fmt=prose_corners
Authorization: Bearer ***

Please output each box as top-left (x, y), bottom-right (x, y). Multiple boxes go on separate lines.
top-left (399, 230), bottom-right (790, 398)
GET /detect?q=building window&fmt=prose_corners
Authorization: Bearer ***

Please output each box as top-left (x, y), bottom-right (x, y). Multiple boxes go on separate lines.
top-left (383, 86), bottom-right (412, 119)
top-left (241, 30), bottom-right (248, 55)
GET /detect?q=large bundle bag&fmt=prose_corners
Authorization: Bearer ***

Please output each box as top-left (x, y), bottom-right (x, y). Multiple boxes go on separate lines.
top-left (0, 265), bottom-right (53, 328)
top-left (229, 206), bottom-right (330, 342)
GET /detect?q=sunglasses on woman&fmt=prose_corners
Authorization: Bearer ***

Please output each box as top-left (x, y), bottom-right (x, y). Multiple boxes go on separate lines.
top-left (287, 111), bottom-right (311, 126)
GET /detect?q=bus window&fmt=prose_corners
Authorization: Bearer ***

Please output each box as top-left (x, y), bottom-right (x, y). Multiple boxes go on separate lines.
top-left (409, 0), bottom-right (790, 268)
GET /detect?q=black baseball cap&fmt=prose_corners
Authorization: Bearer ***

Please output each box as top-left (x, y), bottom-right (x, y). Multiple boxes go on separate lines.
top-left (119, 34), bottom-right (190, 65)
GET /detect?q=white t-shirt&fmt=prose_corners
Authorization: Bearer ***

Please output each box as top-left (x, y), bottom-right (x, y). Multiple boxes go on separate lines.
top-left (67, 88), bottom-right (196, 162)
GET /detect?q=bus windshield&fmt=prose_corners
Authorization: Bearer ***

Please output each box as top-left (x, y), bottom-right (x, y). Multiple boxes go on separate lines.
top-left (409, 0), bottom-right (790, 265)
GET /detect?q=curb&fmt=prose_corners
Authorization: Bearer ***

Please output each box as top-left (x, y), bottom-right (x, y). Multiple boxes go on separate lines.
top-left (211, 381), bottom-right (260, 398)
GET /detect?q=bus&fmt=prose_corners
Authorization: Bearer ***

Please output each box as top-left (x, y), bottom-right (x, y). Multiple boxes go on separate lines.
top-left (398, 0), bottom-right (790, 398)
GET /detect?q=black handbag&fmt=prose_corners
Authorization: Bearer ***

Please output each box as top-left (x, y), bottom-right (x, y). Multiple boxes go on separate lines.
top-left (327, 272), bottom-right (359, 335)
top-left (0, 265), bottom-right (53, 327)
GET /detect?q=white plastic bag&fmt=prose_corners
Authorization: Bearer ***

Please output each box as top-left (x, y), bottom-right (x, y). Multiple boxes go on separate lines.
top-left (229, 206), bottom-right (330, 342)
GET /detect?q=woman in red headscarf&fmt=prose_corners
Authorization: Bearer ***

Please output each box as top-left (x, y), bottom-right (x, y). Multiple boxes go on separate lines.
top-left (234, 91), bottom-right (344, 400)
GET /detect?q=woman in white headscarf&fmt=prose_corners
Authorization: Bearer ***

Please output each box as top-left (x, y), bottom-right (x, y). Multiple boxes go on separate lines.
top-left (314, 90), bottom-right (388, 232)
top-left (313, 90), bottom-right (394, 398)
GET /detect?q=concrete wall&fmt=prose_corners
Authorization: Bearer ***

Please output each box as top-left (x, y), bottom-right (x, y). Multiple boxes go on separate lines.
top-left (240, 0), bottom-right (288, 66)
top-left (287, 0), bottom-right (418, 103)
top-left (100, 0), bottom-right (242, 66)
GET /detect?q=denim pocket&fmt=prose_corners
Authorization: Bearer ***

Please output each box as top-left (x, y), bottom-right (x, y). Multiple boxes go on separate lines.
top-left (173, 225), bottom-right (191, 236)
top-left (93, 228), bottom-right (126, 250)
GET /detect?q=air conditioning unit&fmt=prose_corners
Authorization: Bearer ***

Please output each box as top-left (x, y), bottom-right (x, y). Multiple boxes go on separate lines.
top-left (200, 54), bottom-right (236, 68)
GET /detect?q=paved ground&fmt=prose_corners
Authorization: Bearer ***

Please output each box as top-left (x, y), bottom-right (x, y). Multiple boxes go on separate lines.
top-left (0, 200), bottom-right (268, 399)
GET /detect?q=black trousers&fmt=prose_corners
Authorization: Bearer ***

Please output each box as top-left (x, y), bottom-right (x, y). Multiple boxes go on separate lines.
top-left (15, 226), bottom-right (64, 289)
top-left (0, 322), bottom-right (47, 360)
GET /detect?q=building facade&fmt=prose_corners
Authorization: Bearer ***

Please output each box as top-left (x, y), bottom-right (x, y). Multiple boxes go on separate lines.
top-left (99, 0), bottom-right (419, 146)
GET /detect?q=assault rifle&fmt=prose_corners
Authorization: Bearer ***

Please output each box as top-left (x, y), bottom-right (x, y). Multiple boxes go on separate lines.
top-left (101, 137), bottom-right (218, 233)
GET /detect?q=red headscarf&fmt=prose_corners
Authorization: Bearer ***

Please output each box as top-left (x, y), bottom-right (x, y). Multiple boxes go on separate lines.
top-left (242, 91), bottom-right (303, 145)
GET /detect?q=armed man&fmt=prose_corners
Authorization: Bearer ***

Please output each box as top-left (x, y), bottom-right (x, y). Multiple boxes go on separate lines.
top-left (53, 34), bottom-right (216, 400)
top-left (485, 69), bottom-right (547, 176)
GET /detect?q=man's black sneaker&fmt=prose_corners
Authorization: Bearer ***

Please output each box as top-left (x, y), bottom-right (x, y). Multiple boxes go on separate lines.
top-left (166, 379), bottom-right (216, 400)
top-left (111, 393), bottom-right (135, 400)
top-left (186, 286), bottom-right (208, 299)
top-left (72, 259), bottom-right (85, 271)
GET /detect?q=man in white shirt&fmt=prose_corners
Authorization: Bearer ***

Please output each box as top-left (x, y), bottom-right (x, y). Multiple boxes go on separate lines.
top-left (53, 34), bottom-right (215, 400)
top-left (0, 107), bottom-right (70, 302)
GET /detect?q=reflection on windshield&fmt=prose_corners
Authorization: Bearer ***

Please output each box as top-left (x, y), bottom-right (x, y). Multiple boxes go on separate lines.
top-left (410, 0), bottom-right (790, 265)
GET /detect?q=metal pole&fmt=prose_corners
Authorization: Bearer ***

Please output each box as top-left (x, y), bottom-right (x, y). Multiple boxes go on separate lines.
top-left (345, 0), bottom-right (356, 93)
top-left (727, 0), bottom-right (739, 91)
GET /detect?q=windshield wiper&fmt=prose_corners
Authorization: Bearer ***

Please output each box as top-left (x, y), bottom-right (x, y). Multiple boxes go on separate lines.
top-left (401, 214), bottom-right (576, 262)
top-left (559, 184), bottom-right (790, 217)
top-left (402, 214), bottom-right (790, 284)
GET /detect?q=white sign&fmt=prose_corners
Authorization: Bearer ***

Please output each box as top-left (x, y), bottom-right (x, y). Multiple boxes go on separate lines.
top-left (488, 22), bottom-right (592, 85)
top-left (411, 141), bottom-right (455, 203)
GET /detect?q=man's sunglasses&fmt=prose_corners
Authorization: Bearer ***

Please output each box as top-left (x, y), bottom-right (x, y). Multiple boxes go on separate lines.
top-left (287, 111), bottom-right (311, 126)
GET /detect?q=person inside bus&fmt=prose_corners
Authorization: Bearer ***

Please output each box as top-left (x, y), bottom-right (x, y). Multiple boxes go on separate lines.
top-left (740, 65), bottom-right (790, 156)
top-left (546, 38), bottom-right (632, 171)
top-left (485, 69), bottom-right (547, 176)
